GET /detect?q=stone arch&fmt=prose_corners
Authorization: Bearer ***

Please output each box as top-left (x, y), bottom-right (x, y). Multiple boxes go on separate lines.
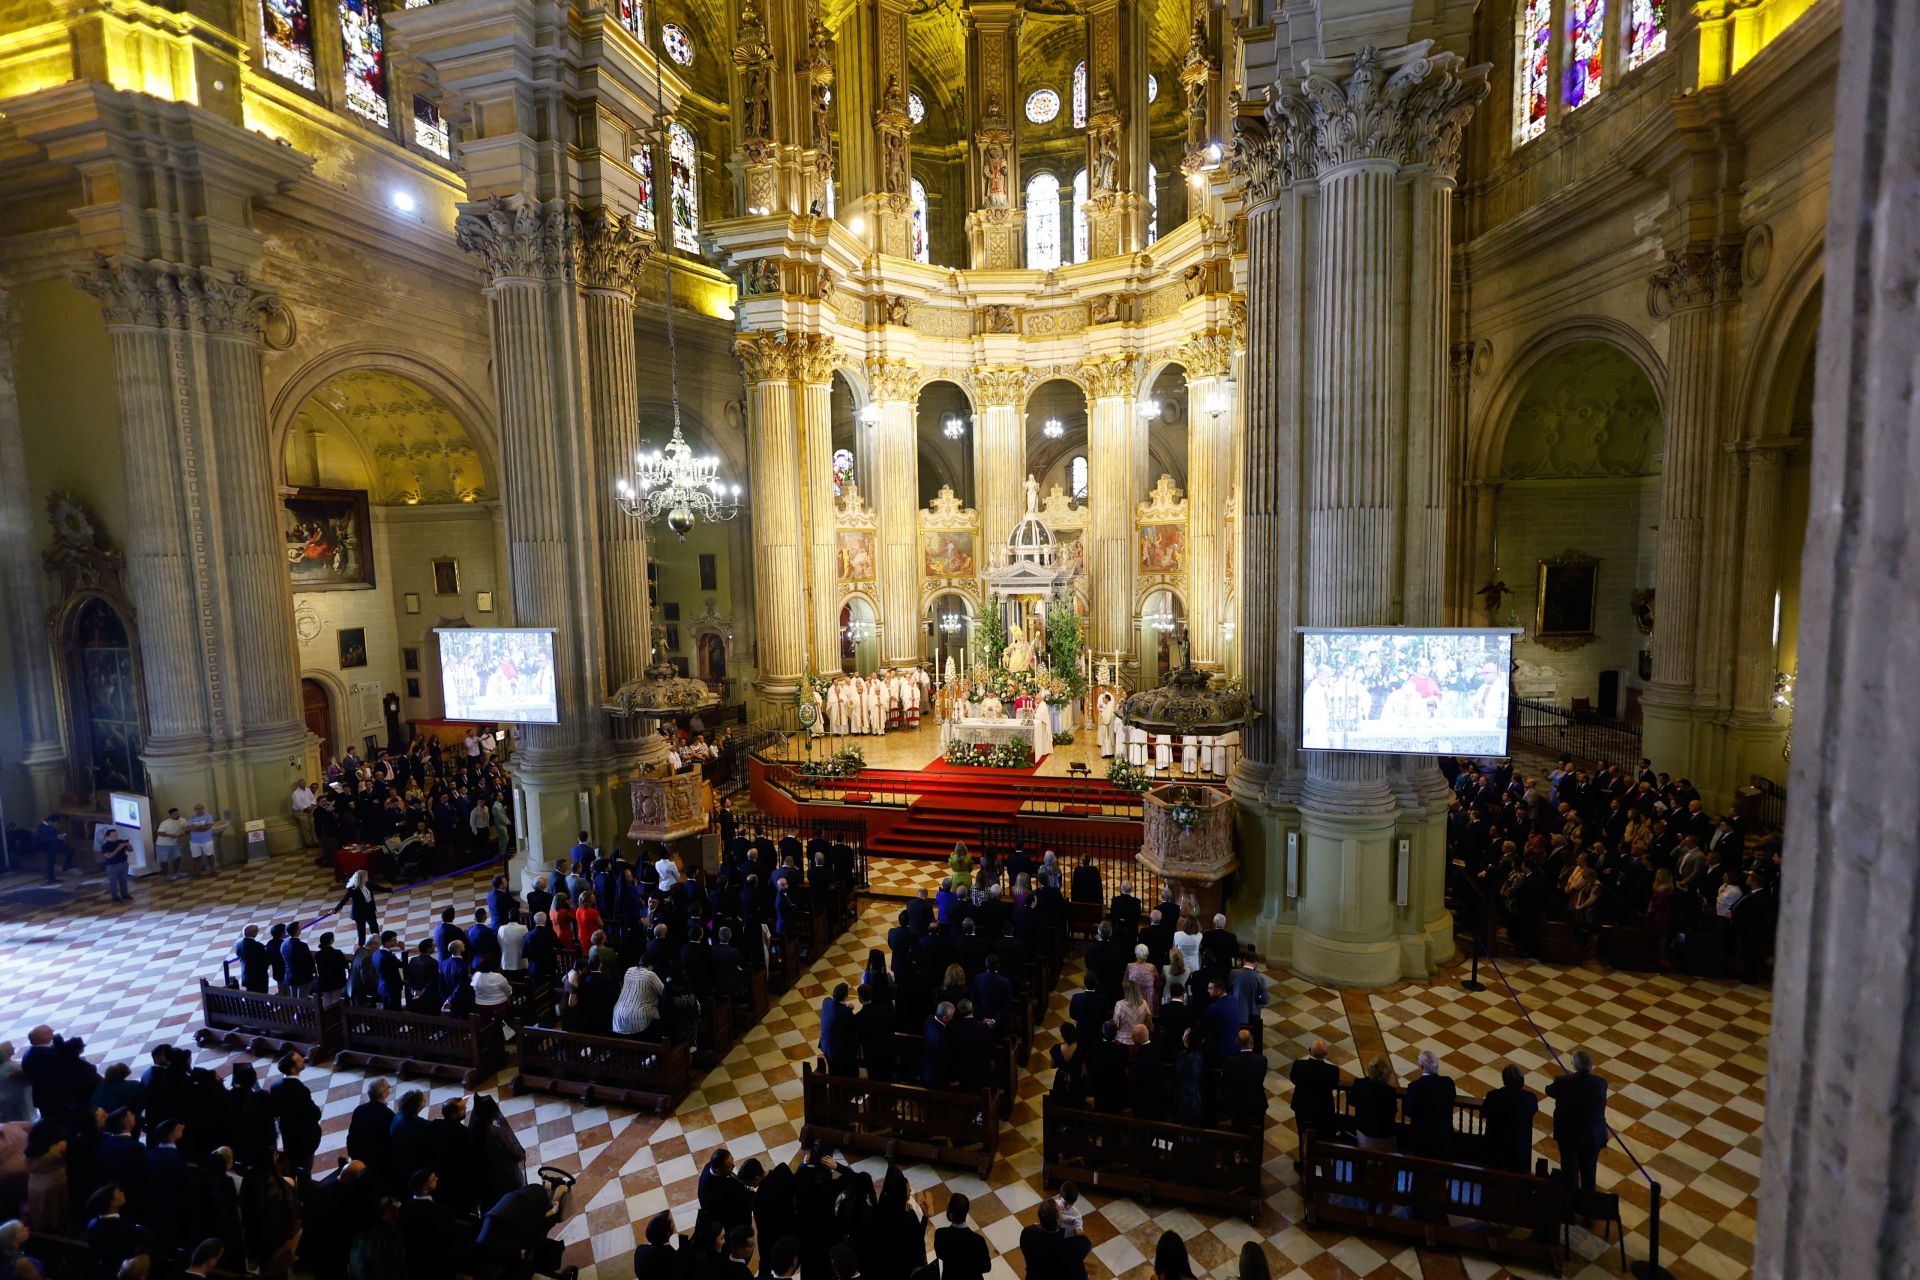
top-left (1138, 359), bottom-right (1191, 494)
top-left (1732, 234), bottom-right (1825, 441)
top-left (50, 589), bottom-right (148, 800)
top-left (300, 667), bottom-right (352, 763)
top-left (914, 378), bottom-right (976, 507)
top-left (1471, 318), bottom-right (1669, 484)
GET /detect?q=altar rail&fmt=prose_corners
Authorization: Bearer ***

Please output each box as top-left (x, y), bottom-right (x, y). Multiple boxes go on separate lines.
top-left (717, 811), bottom-right (872, 891)
top-left (975, 824), bottom-right (1164, 907)
top-left (800, 1060), bottom-right (999, 1176)
top-left (1302, 1132), bottom-right (1565, 1275)
top-left (334, 1003), bottom-right (507, 1086)
top-left (197, 981), bottom-right (343, 1062)
top-left (1042, 1098), bottom-right (1263, 1221)
top-left (511, 1024), bottom-right (691, 1113)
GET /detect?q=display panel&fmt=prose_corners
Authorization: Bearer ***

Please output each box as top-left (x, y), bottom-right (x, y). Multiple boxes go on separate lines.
top-left (437, 628), bottom-right (560, 724)
top-left (1299, 628), bottom-right (1514, 756)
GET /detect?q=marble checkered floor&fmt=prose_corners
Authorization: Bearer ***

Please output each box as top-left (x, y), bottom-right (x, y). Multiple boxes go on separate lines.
top-left (0, 857), bottom-right (1767, 1279)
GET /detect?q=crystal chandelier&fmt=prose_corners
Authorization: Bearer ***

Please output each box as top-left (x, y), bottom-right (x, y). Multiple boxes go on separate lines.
top-left (1143, 604), bottom-right (1178, 633)
top-left (939, 612), bottom-right (965, 634)
top-left (942, 413), bottom-right (966, 440)
top-left (615, 51), bottom-right (741, 541)
top-left (844, 618), bottom-right (879, 642)
top-left (1041, 417), bottom-right (1064, 439)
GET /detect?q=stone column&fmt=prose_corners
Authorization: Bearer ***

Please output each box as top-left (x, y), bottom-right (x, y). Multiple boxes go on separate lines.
top-left (868, 0), bottom-right (915, 257)
top-left (456, 196), bottom-right (624, 879)
top-left (1082, 355), bottom-right (1139, 666)
top-left (869, 359), bottom-right (922, 667)
top-left (1082, 0), bottom-right (1151, 255)
top-left (1641, 247), bottom-right (1740, 770)
top-left (1724, 437), bottom-right (1796, 776)
top-left (963, 0), bottom-right (1024, 269)
top-left (974, 368), bottom-right (1027, 555)
top-left (0, 288), bottom-right (67, 814)
top-left (577, 210), bottom-right (665, 765)
top-left (791, 334), bottom-right (841, 674)
top-left (738, 331), bottom-right (807, 701)
top-left (1756, 0), bottom-right (1920, 1264)
top-left (1181, 328), bottom-right (1234, 667)
top-left (1445, 341), bottom-right (1478, 624)
top-left (71, 258), bottom-right (308, 854)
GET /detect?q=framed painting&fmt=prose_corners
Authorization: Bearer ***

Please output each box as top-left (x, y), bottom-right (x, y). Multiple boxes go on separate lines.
top-left (282, 487), bottom-right (374, 591)
top-left (837, 529), bottom-right (877, 582)
top-left (476, 590), bottom-right (494, 614)
top-left (406, 677), bottom-right (421, 698)
top-left (665, 624), bottom-right (681, 651)
top-left (923, 530), bottom-right (976, 578)
top-left (402, 647), bottom-right (420, 672)
top-left (403, 592), bottom-right (421, 615)
top-left (338, 627), bottom-right (368, 669)
top-left (1536, 550), bottom-right (1601, 650)
top-left (1138, 523), bottom-right (1186, 573)
top-left (432, 558), bottom-right (460, 595)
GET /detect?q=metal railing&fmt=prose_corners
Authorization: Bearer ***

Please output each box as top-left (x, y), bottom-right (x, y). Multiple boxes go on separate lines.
top-left (1746, 774), bottom-right (1788, 831)
top-left (973, 821), bottom-right (1160, 902)
top-left (1508, 696), bottom-right (1643, 767)
top-left (716, 811), bottom-right (870, 890)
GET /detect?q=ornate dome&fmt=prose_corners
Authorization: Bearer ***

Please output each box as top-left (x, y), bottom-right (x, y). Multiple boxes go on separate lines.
top-left (605, 646), bottom-right (719, 717)
top-left (1120, 657), bottom-right (1254, 734)
top-left (1008, 512), bottom-right (1054, 552)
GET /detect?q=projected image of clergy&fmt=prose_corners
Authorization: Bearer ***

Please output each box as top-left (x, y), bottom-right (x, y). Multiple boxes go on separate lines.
top-left (439, 628), bottom-right (561, 724)
top-left (1299, 629), bottom-right (1512, 756)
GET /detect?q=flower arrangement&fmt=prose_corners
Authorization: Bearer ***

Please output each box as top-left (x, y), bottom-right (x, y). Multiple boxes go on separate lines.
top-left (1107, 759), bottom-right (1151, 794)
top-left (797, 746), bottom-right (866, 780)
top-left (1166, 786), bottom-right (1203, 832)
top-left (944, 735), bottom-right (1032, 769)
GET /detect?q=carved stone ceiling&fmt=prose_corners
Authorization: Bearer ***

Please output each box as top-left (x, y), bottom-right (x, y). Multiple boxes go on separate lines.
top-left (286, 370), bottom-right (494, 506)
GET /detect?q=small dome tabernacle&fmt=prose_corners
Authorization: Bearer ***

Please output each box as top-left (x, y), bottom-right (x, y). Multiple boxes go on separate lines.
top-left (606, 645), bottom-right (718, 716)
top-left (1121, 658), bottom-right (1255, 734)
top-left (1008, 513), bottom-right (1054, 549)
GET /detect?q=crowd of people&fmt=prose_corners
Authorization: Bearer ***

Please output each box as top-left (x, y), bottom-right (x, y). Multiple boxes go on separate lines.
top-left (0, 1027), bottom-right (566, 1280)
top-left (294, 734), bottom-right (516, 877)
top-left (1445, 755), bottom-right (1782, 979)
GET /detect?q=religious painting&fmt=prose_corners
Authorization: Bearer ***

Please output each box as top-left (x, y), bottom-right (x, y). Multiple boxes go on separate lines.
top-left (1138, 523), bottom-right (1186, 574)
top-left (338, 627), bottom-right (368, 670)
top-left (402, 647), bottom-right (420, 672)
top-left (1052, 528), bottom-right (1086, 577)
top-left (1536, 551), bottom-right (1601, 650)
top-left (432, 557), bottom-right (460, 595)
top-left (665, 624), bottom-right (681, 651)
top-left (282, 487), bottom-right (374, 592)
top-left (837, 529), bottom-right (877, 582)
top-left (699, 554), bottom-right (718, 590)
top-left (664, 602), bottom-right (680, 621)
top-left (403, 592), bottom-right (421, 615)
top-left (923, 530), bottom-right (976, 578)
top-left (475, 591), bottom-right (493, 614)
top-left (406, 677), bottom-right (422, 698)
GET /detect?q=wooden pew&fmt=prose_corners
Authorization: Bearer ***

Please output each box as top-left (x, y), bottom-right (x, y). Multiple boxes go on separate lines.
top-left (1042, 1098), bottom-right (1263, 1221)
top-left (889, 1030), bottom-right (1017, 1118)
top-left (511, 1024), bottom-right (691, 1113)
top-left (333, 1003), bottom-right (506, 1086)
top-left (800, 1060), bottom-right (999, 1176)
top-left (196, 980), bottom-right (343, 1063)
top-left (1301, 1132), bottom-right (1566, 1275)
top-left (1328, 1082), bottom-right (1494, 1164)
top-left (697, 994), bottom-right (737, 1066)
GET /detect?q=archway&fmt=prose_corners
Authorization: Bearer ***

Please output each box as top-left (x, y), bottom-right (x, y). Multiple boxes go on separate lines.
top-left (56, 595), bottom-right (144, 802)
top-left (1027, 378), bottom-right (1090, 501)
top-left (1140, 362), bottom-right (1190, 496)
top-left (840, 595), bottom-right (880, 675)
top-left (916, 380), bottom-right (976, 508)
top-left (302, 676), bottom-right (339, 766)
top-left (1136, 586), bottom-right (1185, 689)
top-left (1488, 340), bottom-right (1663, 717)
top-left (925, 591), bottom-right (974, 677)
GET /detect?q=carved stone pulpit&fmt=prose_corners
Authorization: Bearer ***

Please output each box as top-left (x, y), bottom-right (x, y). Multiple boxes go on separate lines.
top-left (1139, 784), bottom-right (1237, 921)
top-left (629, 771), bottom-right (712, 846)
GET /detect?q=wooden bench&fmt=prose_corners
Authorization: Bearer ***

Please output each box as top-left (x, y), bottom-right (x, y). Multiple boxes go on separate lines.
top-left (696, 994), bottom-right (737, 1066)
top-left (510, 1024), bottom-right (691, 1113)
top-left (889, 1029), bottom-right (1017, 1118)
top-left (196, 980), bottom-right (343, 1062)
top-left (333, 1003), bottom-right (506, 1086)
top-left (800, 1060), bottom-right (999, 1176)
top-left (1042, 1098), bottom-right (1263, 1221)
top-left (1302, 1132), bottom-right (1565, 1275)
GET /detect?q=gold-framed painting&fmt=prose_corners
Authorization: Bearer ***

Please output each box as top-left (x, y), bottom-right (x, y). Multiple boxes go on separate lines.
top-left (836, 529), bottom-right (877, 582)
top-left (1535, 550), bottom-right (1600, 651)
top-left (281, 487), bottom-right (374, 591)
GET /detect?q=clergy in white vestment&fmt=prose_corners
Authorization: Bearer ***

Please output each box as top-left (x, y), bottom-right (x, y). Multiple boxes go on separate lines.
top-left (1180, 734), bottom-right (1200, 774)
top-left (1153, 733), bottom-right (1173, 771)
top-left (1218, 729), bottom-right (1241, 775)
top-left (904, 674), bottom-right (922, 727)
top-left (866, 677), bottom-right (885, 733)
top-left (1032, 700), bottom-right (1051, 761)
top-left (1126, 724), bottom-right (1147, 767)
top-left (1096, 690), bottom-right (1118, 756)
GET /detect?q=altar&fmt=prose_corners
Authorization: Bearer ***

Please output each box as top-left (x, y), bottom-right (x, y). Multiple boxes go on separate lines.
top-left (940, 715), bottom-right (1052, 763)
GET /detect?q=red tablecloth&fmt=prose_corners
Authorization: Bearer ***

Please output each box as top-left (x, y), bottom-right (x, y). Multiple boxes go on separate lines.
top-left (334, 843), bottom-right (380, 883)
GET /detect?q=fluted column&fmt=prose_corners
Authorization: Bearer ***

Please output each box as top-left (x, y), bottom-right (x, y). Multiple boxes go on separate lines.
top-left (1081, 0), bottom-right (1151, 255)
top-left (974, 368), bottom-right (1026, 554)
top-left (963, 0), bottom-right (1024, 269)
top-left (1729, 439), bottom-right (1797, 720)
top-left (0, 288), bottom-right (67, 812)
top-left (867, 2), bottom-right (915, 257)
top-left (578, 210), bottom-right (662, 764)
top-left (1642, 247), bottom-right (1740, 766)
top-left (791, 335), bottom-right (840, 672)
top-left (1083, 356), bottom-right (1139, 667)
top-left (739, 332), bottom-right (807, 701)
top-left (870, 359), bottom-right (922, 666)
top-left (1181, 329), bottom-right (1235, 668)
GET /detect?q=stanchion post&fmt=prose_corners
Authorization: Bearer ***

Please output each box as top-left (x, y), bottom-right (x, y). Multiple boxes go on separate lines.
top-left (1462, 942), bottom-right (1486, 992)
top-left (1629, 1179), bottom-right (1675, 1280)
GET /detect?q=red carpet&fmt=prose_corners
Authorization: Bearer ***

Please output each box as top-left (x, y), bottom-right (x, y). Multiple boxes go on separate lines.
top-left (919, 756), bottom-right (1040, 778)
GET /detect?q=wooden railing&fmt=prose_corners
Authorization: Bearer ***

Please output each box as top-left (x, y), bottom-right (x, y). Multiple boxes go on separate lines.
top-left (888, 1029), bottom-right (1017, 1117)
top-left (1745, 773), bottom-right (1788, 831)
top-left (1302, 1132), bottom-right (1564, 1274)
top-left (333, 1003), bottom-right (507, 1086)
top-left (1042, 1098), bottom-right (1263, 1221)
top-left (800, 1059), bottom-right (999, 1176)
top-left (511, 1024), bottom-right (691, 1113)
top-left (1329, 1083), bottom-right (1492, 1162)
top-left (197, 980), bottom-right (343, 1061)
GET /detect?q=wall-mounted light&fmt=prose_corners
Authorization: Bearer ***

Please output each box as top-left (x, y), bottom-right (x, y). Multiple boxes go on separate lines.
top-left (389, 189), bottom-right (417, 213)
top-left (858, 404), bottom-right (882, 428)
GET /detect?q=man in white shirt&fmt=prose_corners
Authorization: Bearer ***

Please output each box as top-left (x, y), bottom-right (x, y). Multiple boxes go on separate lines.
top-left (654, 852), bottom-right (681, 890)
top-left (612, 958), bottom-right (665, 1036)
top-left (155, 807), bottom-right (188, 878)
top-left (186, 803), bottom-right (224, 877)
top-left (290, 780), bottom-right (318, 849)
top-left (497, 912), bottom-right (529, 975)
top-left (479, 729), bottom-right (497, 757)
top-left (464, 731), bottom-right (482, 760)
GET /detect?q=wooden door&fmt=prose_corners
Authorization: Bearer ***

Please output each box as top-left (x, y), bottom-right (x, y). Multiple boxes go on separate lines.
top-left (302, 678), bottom-right (336, 765)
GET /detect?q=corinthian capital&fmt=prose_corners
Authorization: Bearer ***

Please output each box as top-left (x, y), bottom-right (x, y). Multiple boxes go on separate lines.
top-left (1647, 246), bottom-right (1742, 316)
top-left (786, 332), bottom-right (838, 385)
top-left (1272, 41), bottom-right (1490, 182)
top-left (735, 330), bottom-right (790, 384)
top-left (973, 367), bottom-right (1026, 408)
top-left (1175, 328), bottom-right (1233, 378)
top-left (455, 195), bottom-right (578, 282)
top-left (70, 255), bottom-right (276, 340)
top-left (866, 357), bottom-right (920, 403)
top-left (1079, 354), bottom-right (1140, 400)
top-left (576, 208), bottom-right (654, 295)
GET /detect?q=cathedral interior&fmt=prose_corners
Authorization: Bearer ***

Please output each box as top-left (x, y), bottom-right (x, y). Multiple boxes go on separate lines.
top-left (0, 0), bottom-right (1904, 1268)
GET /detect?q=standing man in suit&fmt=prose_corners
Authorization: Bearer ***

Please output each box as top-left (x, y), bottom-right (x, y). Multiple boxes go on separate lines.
top-left (932, 1193), bottom-right (991, 1280)
top-left (1227, 956), bottom-right (1269, 1048)
top-left (948, 1000), bottom-right (994, 1091)
top-left (1402, 1050), bottom-right (1457, 1160)
top-left (1480, 1065), bottom-right (1540, 1173)
top-left (280, 921), bottom-right (315, 997)
top-left (920, 1002), bottom-right (956, 1087)
top-left (1545, 1049), bottom-right (1609, 1196)
top-left (1288, 1038), bottom-right (1340, 1166)
top-left (1201, 978), bottom-right (1242, 1062)
top-left (1083, 923), bottom-right (1125, 1000)
top-left (234, 925), bottom-right (271, 993)
top-left (270, 1052), bottom-right (322, 1175)
top-left (1200, 914), bottom-right (1239, 983)
top-left (819, 983), bottom-right (857, 1076)
top-left (1221, 1030), bottom-right (1269, 1133)
top-left (375, 931), bottom-right (406, 1010)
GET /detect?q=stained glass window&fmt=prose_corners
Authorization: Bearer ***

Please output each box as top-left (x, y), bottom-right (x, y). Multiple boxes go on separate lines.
top-left (1566, 0), bottom-right (1604, 109)
top-left (260, 0), bottom-right (316, 88)
top-left (613, 0), bottom-right (644, 38)
top-left (634, 144), bottom-right (657, 233)
top-left (1072, 168), bottom-right (1088, 263)
top-left (907, 92), bottom-right (925, 125)
top-left (668, 122), bottom-right (699, 252)
top-left (1072, 61), bottom-right (1086, 127)
top-left (412, 95), bottom-right (450, 159)
top-left (1514, 0), bottom-right (1551, 144)
top-left (1070, 456), bottom-right (1088, 500)
top-left (1626, 0), bottom-right (1667, 69)
top-left (1026, 88), bottom-right (1061, 125)
top-left (340, 0), bottom-right (388, 126)
top-left (661, 22), bottom-right (693, 65)
top-left (1147, 74), bottom-right (1158, 103)
top-left (1146, 162), bottom-right (1158, 245)
top-left (1026, 172), bottom-right (1062, 269)
top-left (909, 179), bottom-right (930, 264)
top-left (832, 448), bottom-right (855, 498)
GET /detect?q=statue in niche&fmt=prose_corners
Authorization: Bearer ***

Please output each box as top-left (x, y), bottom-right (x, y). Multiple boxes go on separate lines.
top-left (1183, 263), bottom-right (1206, 298)
top-left (817, 267), bottom-right (836, 301)
top-left (1092, 74), bottom-right (1118, 119)
top-left (982, 139), bottom-right (1009, 204)
top-left (883, 129), bottom-right (909, 195)
top-left (811, 78), bottom-right (832, 151)
top-left (879, 73), bottom-right (907, 118)
top-left (885, 294), bottom-right (911, 326)
top-left (1092, 127), bottom-right (1119, 192)
top-left (746, 259), bottom-right (780, 295)
top-left (1003, 625), bottom-right (1036, 674)
top-left (983, 304), bottom-right (1016, 334)
top-left (743, 65), bottom-right (772, 142)
top-left (1091, 293), bottom-right (1121, 324)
